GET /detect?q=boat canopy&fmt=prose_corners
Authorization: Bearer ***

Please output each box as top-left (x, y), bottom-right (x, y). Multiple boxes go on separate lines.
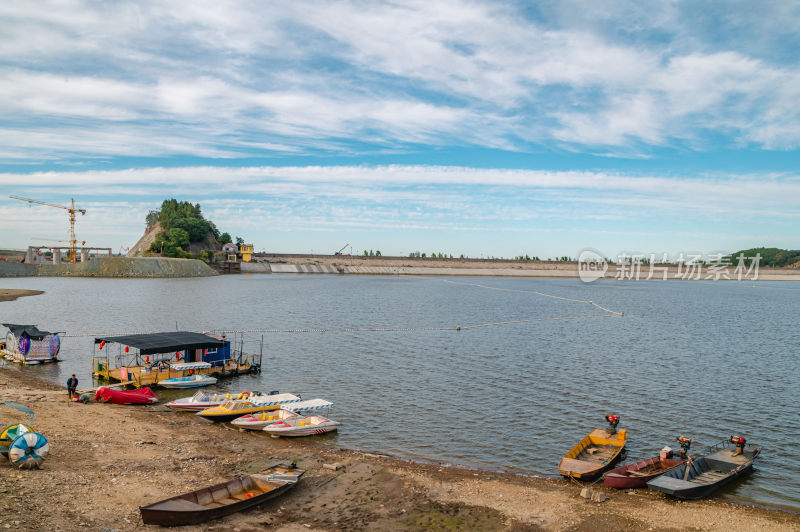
top-left (171, 362), bottom-right (212, 370)
top-left (2, 324), bottom-right (56, 340)
top-left (284, 399), bottom-right (334, 412)
top-left (93, 331), bottom-right (226, 355)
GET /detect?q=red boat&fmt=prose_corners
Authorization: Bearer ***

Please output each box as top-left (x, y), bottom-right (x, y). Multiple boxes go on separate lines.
top-left (603, 455), bottom-right (686, 488)
top-left (604, 436), bottom-right (692, 489)
top-left (95, 386), bottom-right (159, 405)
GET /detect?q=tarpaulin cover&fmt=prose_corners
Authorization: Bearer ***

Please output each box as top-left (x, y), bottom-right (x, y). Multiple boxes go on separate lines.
top-left (2, 324), bottom-right (55, 340)
top-left (93, 331), bottom-right (225, 355)
top-left (94, 386), bottom-right (159, 405)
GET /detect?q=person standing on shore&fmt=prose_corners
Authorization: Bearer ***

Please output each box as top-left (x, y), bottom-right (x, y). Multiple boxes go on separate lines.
top-left (67, 374), bottom-right (78, 402)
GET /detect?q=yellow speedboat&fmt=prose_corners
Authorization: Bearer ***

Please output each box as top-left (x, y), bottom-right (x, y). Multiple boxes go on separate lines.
top-left (197, 400), bottom-right (279, 423)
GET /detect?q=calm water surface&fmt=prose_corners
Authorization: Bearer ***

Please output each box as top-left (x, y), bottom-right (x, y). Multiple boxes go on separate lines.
top-left (2, 275), bottom-right (798, 510)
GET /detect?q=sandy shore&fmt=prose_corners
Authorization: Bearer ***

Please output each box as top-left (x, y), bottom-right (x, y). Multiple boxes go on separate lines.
top-left (0, 289), bottom-right (44, 302)
top-left (0, 369), bottom-right (797, 531)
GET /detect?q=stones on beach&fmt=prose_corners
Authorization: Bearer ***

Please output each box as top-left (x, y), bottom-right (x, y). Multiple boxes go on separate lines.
top-left (580, 486), bottom-right (608, 503)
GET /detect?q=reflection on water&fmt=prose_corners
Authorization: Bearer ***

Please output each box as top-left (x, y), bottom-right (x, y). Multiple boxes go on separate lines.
top-left (1, 274), bottom-right (798, 509)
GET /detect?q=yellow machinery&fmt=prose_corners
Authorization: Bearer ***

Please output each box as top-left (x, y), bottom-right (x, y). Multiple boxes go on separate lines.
top-left (239, 243), bottom-right (254, 262)
top-left (10, 195), bottom-right (86, 264)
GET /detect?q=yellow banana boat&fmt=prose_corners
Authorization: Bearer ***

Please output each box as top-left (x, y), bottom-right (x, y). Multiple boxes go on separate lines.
top-left (197, 399), bottom-right (279, 423)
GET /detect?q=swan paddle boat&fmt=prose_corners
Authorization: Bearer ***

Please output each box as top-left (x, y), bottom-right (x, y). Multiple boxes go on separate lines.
top-left (230, 408), bottom-right (299, 430)
top-left (264, 414), bottom-right (339, 437)
top-left (197, 399), bottom-right (280, 423)
top-left (558, 415), bottom-right (627, 480)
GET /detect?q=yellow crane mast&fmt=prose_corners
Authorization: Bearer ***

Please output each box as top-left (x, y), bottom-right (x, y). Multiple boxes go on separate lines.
top-left (9, 195), bottom-right (87, 264)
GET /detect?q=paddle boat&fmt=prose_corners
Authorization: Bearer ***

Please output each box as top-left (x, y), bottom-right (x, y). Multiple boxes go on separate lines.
top-left (159, 373), bottom-right (218, 389)
top-left (197, 399), bottom-right (280, 423)
top-left (264, 414), bottom-right (340, 437)
top-left (0, 402), bottom-right (50, 469)
top-left (2, 324), bottom-right (61, 364)
top-left (140, 463), bottom-right (305, 526)
top-left (558, 415), bottom-right (627, 480)
top-left (167, 391), bottom-right (298, 412)
top-left (647, 436), bottom-right (760, 499)
top-left (604, 436), bottom-right (691, 489)
top-left (230, 408), bottom-right (299, 430)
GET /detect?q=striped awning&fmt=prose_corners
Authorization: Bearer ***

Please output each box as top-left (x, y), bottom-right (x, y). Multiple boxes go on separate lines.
top-left (284, 398), bottom-right (334, 412)
top-left (170, 362), bottom-right (212, 370)
top-left (251, 393), bottom-right (301, 406)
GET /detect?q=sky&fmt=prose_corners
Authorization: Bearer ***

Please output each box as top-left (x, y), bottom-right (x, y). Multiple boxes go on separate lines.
top-left (1, 1), bottom-right (798, 259)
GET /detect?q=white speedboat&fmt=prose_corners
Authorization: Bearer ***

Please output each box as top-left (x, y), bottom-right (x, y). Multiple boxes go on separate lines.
top-left (167, 390), bottom-right (237, 411)
top-left (159, 374), bottom-right (218, 389)
top-left (230, 408), bottom-right (299, 430)
top-left (166, 390), bottom-right (289, 411)
top-left (264, 415), bottom-right (339, 437)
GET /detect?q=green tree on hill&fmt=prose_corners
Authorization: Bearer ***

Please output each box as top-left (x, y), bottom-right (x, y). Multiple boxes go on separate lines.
top-left (147, 199), bottom-right (227, 258)
top-left (731, 247), bottom-right (800, 267)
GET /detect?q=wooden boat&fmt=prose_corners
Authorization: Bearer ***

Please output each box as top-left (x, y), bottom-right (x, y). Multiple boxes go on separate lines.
top-left (230, 408), bottom-right (299, 430)
top-left (158, 374), bottom-right (218, 389)
top-left (558, 415), bottom-right (627, 480)
top-left (264, 414), bottom-right (339, 437)
top-left (647, 436), bottom-right (760, 499)
top-left (604, 456), bottom-right (686, 489)
top-left (139, 463), bottom-right (305, 526)
top-left (605, 436), bottom-right (692, 488)
top-left (197, 399), bottom-right (279, 423)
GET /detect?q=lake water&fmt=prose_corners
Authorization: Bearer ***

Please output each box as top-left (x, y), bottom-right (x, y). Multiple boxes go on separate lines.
top-left (2, 274), bottom-right (798, 510)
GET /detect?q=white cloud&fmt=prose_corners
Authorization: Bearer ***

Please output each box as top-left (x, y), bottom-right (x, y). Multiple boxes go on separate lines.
top-left (1, 0), bottom-right (799, 162)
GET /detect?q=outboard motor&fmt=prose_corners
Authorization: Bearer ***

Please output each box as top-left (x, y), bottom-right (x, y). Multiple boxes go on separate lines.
top-left (730, 435), bottom-right (746, 456)
top-left (676, 436), bottom-right (692, 457)
top-left (605, 414), bottom-right (620, 435)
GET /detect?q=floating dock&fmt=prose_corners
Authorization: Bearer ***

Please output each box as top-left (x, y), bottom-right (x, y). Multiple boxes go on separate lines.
top-left (90, 331), bottom-right (261, 388)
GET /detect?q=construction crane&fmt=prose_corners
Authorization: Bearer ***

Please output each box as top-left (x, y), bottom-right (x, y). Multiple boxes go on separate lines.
top-left (32, 238), bottom-right (87, 246)
top-left (334, 243), bottom-right (352, 256)
top-left (10, 195), bottom-right (86, 264)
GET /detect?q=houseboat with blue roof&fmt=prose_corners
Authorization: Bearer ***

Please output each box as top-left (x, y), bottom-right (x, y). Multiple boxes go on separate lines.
top-left (91, 331), bottom-right (261, 388)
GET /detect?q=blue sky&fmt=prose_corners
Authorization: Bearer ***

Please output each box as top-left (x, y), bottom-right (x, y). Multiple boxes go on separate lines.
top-left (1, 1), bottom-right (798, 258)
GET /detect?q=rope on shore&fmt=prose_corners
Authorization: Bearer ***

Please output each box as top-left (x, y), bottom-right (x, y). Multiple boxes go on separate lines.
top-left (441, 279), bottom-right (624, 316)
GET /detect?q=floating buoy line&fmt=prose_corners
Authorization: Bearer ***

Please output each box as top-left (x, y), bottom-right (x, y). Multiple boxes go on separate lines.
top-left (60, 279), bottom-right (623, 338)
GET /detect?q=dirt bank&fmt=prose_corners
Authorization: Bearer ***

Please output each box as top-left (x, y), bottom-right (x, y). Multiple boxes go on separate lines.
top-left (0, 257), bottom-right (217, 278)
top-left (0, 369), bottom-right (796, 531)
top-left (0, 289), bottom-right (44, 302)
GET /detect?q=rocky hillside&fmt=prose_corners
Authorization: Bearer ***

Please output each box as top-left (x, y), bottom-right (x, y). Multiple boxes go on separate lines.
top-left (127, 222), bottom-right (162, 258)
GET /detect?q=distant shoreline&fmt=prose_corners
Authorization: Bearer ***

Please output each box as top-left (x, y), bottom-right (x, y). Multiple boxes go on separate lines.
top-left (246, 254), bottom-right (800, 281)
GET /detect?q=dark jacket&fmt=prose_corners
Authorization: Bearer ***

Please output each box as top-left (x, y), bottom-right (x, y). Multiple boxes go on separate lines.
top-left (67, 377), bottom-right (78, 390)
